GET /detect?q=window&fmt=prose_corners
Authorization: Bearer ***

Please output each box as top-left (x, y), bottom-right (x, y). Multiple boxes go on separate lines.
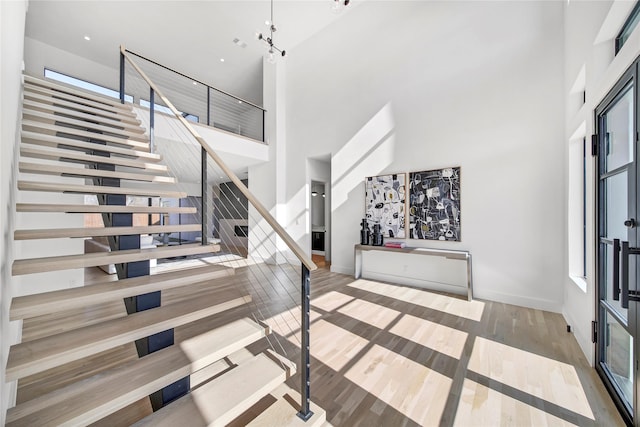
top-left (582, 137), bottom-right (587, 277)
top-left (615, 1), bottom-right (640, 55)
top-left (44, 68), bottom-right (133, 103)
top-left (139, 99), bottom-right (199, 123)
top-left (568, 132), bottom-right (587, 288)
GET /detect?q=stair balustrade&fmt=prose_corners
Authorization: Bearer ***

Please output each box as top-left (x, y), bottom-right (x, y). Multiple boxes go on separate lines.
top-left (120, 45), bottom-right (318, 421)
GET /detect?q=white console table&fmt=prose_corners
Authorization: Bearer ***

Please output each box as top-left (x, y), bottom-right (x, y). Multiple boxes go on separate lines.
top-left (354, 244), bottom-right (474, 301)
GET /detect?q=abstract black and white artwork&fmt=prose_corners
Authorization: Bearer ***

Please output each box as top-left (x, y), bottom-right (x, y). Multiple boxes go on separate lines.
top-left (365, 174), bottom-right (406, 238)
top-left (409, 167), bottom-right (461, 241)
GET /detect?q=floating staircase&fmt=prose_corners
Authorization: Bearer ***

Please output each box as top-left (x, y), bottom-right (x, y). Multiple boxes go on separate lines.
top-left (5, 75), bottom-right (330, 425)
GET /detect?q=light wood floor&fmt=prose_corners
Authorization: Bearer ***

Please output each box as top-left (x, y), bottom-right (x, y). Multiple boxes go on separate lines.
top-left (17, 262), bottom-right (624, 426)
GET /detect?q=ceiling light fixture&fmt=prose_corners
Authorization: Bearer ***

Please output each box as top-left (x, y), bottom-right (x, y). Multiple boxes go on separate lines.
top-left (331, 0), bottom-right (350, 13)
top-left (312, 191), bottom-right (318, 197)
top-left (83, 35), bottom-right (91, 41)
top-left (220, 58), bottom-right (225, 62)
top-left (256, 0), bottom-right (286, 63)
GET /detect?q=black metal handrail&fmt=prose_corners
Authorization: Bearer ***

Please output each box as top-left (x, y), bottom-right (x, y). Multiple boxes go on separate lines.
top-left (121, 48), bottom-right (266, 142)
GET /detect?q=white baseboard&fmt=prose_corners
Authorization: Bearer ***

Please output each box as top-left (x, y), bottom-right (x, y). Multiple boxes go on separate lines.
top-left (475, 288), bottom-right (563, 313)
top-left (330, 265), bottom-right (353, 275)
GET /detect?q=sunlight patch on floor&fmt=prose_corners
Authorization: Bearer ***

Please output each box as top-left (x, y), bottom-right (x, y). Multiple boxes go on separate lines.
top-left (389, 313), bottom-right (468, 359)
top-left (304, 319), bottom-right (369, 371)
top-left (453, 378), bottom-right (579, 426)
top-left (467, 337), bottom-right (595, 420)
top-left (338, 298), bottom-right (402, 330)
top-left (348, 279), bottom-right (485, 321)
top-left (311, 291), bottom-right (356, 312)
top-left (345, 343), bottom-right (451, 426)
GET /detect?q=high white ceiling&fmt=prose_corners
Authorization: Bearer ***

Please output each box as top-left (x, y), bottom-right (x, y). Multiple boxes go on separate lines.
top-left (25, 0), bottom-right (357, 105)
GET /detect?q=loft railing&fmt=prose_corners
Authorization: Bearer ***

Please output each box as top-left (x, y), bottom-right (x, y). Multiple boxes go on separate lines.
top-left (119, 48), bottom-right (266, 143)
top-left (119, 45), bottom-right (317, 420)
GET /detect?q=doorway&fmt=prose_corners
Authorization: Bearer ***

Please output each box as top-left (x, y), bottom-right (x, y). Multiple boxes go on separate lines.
top-left (311, 181), bottom-right (328, 268)
top-left (595, 63), bottom-right (639, 426)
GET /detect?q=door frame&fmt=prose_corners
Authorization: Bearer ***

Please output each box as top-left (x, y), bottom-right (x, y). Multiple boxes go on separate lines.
top-left (594, 61), bottom-right (638, 427)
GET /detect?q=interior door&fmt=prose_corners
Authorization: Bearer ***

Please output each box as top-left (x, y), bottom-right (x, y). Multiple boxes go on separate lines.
top-left (596, 65), bottom-right (638, 425)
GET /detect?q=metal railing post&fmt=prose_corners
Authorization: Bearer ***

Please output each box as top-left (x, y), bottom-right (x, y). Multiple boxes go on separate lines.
top-left (149, 87), bottom-right (155, 152)
top-left (298, 264), bottom-right (313, 421)
top-left (207, 86), bottom-right (211, 127)
top-left (119, 50), bottom-right (125, 104)
top-left (201, 147), bottom-right (208, 245)
top-left (262, 110), bottom-right (266, 143)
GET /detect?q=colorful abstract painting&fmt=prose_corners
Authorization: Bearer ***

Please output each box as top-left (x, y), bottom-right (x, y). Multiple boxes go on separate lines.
top-left (365, 174), bottom-right (406, 238)
top-left (409, 167), bottom-right (461, 241)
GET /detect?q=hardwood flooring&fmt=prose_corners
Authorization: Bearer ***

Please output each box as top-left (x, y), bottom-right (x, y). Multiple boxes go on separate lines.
top-left (16, 262), bottom-right (624, 426)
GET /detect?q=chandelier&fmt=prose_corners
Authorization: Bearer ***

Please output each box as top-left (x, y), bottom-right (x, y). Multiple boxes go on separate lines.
top-left (257, 0), bottom-right (286, 63)
top-left (332, 0), bottom-right (350, 13)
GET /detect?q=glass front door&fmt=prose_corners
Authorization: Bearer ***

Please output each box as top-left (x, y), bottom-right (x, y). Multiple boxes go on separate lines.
top-left (596, 65), bottom-right (639, 425)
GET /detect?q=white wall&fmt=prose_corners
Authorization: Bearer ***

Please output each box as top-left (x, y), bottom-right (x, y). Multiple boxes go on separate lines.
top-left (282, 1), bottom-right (565, 312)
top-left (24, 37), bottom-right (120, 92)
top-left (1, 1), bottom-right (29, 421)
top-left (563, 0), bottom-right (640, 364)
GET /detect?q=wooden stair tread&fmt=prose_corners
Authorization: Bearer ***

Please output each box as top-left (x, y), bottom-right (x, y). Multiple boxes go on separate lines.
top-left (12, 243), bottom-right (220, 276)
top-left (5, 291), bottom-right (252, 382)
top-left (19, 161), bottom-right (175, 184)
top-left (15, 224), bottom-right (201, 240)
top-left (21, 130), bottom-right (155, 159)
top-left (246, 384), bottom-right (327, 427)
top-left (18, 181), bottom-right (185, 198)
top-left (24, 75), bottom-right (133, 111)
top-left (16, 203), bottom-right (196, 214)
top-left (22, 99), bottom-right (141, 127)
top-left (22, 118), bottom-right (149, 144)
top-left (24, 83), bottom-right (137, 117)
top-left (87, 398), bottom-right (153, 427)
top-left (22, 121), bottom-right (150, 151)
top-left (134, 351), bottom-right (294, 427)
top-left (22, 103), bottom-right (145, 134)
top-left (10, 265), bottom-right (233, 321)
top-left (20, 145), bottom-right (167, 171)
top-left (6, 318), bottom-right (268, 426)
top-left (23, 90), bottom-right (137, 122)
top-left (23, 108), bottom-right (147, 140)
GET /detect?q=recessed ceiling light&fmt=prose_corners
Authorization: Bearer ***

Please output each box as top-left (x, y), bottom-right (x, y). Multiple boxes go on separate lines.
top-left (238, 100), bottom-right (243, 104)
top-left (192, 81), bottom-right (197, 85)
top-left (83, 35), bottom-right (91, 41)
top-left (220, 58), bottom-right (225, 62)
